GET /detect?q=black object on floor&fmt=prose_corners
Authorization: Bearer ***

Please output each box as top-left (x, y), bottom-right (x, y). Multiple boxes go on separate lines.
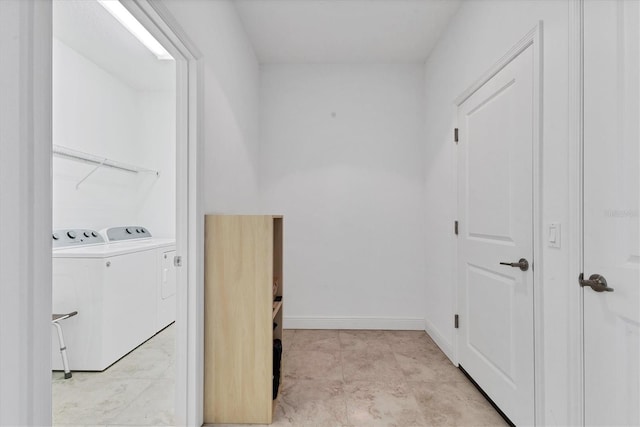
top-left (273, 339), bottom-right (282, 399)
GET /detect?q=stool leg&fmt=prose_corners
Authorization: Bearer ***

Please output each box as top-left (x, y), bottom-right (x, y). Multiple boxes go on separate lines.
top-left (53, 322), bottom-right (72, 379)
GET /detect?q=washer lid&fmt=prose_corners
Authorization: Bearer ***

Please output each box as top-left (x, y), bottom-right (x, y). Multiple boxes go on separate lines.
top-left (52, 238), bottom-right (175, 258)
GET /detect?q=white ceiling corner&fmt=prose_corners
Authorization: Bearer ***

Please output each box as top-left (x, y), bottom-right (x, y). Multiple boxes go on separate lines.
top-left (234, 0), bottom-right (462, 64)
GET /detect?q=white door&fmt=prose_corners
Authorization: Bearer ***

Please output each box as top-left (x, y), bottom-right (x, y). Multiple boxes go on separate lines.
top-left (583, 1), bottom-right (640, 425)
top-left (457, 43), bottom-right (536, 426)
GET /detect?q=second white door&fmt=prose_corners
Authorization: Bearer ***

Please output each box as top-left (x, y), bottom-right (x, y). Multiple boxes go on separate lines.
top-left (583, 1), bottom-right (640, 425)
top-left (457, 42), bottom-right (536, 426)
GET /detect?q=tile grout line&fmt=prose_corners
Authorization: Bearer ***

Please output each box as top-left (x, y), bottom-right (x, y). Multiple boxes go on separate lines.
top-left (391, 348), bottom-right (427, 426)
top-left (338, 331), bottom-right (351, 427)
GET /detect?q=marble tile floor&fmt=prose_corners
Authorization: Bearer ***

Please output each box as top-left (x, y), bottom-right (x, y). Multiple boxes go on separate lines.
top-left (53, 327), bottom-right (506, 427)
top-left (212, 330), bottom-right (507, 427)
top-left (52, 323), bottom-right (176, 427)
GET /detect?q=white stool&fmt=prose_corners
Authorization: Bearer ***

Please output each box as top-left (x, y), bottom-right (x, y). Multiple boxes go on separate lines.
top-left (52, 311), bottom-right (77, 379)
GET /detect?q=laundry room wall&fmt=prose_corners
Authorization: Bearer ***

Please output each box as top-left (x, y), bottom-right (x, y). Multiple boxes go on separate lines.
top-left (420, 1), bottom-right (575, 425)
top-left (259, 64), bottom-right (427, 329)
top-left (53, 38), bottom-right (141, 230)
top-left (158, 0), bottom-right (261, 213)
top-left (135, 89), bottom-right (177, 239)
top-left (52, 38), bottom-right (176, 237)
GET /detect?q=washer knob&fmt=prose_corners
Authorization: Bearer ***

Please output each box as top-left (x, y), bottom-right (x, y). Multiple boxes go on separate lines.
top-left (91, 231), bottom-right (98, 238)
top-left (52, 233), bottom-right (59, 240)
top-left (84, 231), bottom-right (90, 238)
top-left (136, 228), bottom-right (141, 233)
top-left (67, 231), bottom-right (76, 239)
top-left (125, 228), bottom-right (132, 234)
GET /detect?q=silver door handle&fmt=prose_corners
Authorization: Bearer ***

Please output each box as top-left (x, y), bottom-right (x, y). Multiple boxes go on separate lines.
top-left (579, 273), bottom-right (614, 292)
top-left (499, 258), bottom-right (529, 271)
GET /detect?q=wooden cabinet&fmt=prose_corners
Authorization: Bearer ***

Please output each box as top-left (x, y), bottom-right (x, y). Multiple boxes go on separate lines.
top-left (204, 215), bottom-right (284, 424)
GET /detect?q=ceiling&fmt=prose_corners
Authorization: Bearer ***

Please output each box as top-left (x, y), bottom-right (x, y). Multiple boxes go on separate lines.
top-left (53, 0), bottom-right (460, 85)
top-left (234, 0), bottom-right (462, 64)
top-left (53, 0), bottom-right (174, 91)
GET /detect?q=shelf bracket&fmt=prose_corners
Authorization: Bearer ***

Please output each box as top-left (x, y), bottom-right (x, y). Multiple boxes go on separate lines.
top-left (76, 158), bottom-right (107, 190)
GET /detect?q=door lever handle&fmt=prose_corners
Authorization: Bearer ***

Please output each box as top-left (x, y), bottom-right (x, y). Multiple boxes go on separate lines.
top-left (579, 273), bottom-right (614, 292)
top-left (499, 258), bottom-right (529, 271)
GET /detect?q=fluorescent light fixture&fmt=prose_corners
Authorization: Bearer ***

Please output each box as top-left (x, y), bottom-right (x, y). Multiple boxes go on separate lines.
top-left (97, 0), bottom-right (173, 60)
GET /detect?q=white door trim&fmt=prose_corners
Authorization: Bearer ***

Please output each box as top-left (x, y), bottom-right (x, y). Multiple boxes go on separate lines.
top-left (567, 1), bottom-right (585, 425)
top-left (122, 2), bottom-right (204, 425)
top-left (453, 23), bottom-right (545, 425)
top-left (0, 1), bottom-right (52, 424)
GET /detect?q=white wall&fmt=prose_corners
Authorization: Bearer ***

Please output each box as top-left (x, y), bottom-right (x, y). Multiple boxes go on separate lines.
top-left (52, 38), bottom-right (176, 237)
top-left (159, 0), bottom-right (261, 213)
top-left (260, 64), bottom-right (427, 329)
top-left (53, 38), bottom-right (139, 230)
top-left (136, 89), bottom-right (177, 238)
top-left (421, 1), bottom-right (575, 425)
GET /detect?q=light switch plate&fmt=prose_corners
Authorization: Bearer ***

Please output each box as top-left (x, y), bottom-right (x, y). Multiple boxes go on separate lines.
top-left (548, 223), bottom-right (561, 248)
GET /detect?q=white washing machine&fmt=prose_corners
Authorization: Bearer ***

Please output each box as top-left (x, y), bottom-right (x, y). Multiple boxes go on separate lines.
top-left (51, 226), bottom-right (175, 372)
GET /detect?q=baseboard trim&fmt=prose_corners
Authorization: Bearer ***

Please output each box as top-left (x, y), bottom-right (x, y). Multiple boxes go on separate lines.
top-left (424, 318), bottom-right (454, 362)
top-left (284, 316), bottom-right (426, 330)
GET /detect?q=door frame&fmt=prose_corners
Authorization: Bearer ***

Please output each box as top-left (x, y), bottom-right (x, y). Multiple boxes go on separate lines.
top-left (123, 2), bottom-right (204, 425)
top-left (567, 1), bottom-right (584, 425)
top-left (0, 1), bottom-right (53, 424)
top-left (452, 23), bottom-right (545, 425)
top-left (0, 0), bottom-right (204, 426)
top-left (32, 0), bottom-right (204, 426)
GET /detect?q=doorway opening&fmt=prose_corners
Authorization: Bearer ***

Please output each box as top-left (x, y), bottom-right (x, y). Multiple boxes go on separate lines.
top-left (50, 1), bottom-right (200, 425)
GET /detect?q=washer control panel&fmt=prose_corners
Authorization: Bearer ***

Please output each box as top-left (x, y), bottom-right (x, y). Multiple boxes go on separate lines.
top-left (53, 229), bottom-right (105, 248)
top-left (104, 226), bottom-right (152, 242)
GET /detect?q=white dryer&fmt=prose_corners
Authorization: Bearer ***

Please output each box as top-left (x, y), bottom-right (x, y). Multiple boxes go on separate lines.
top-left (51, 226), bottom-right (175, 372)
top-left (100, 226), bottom-right (176, 332)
